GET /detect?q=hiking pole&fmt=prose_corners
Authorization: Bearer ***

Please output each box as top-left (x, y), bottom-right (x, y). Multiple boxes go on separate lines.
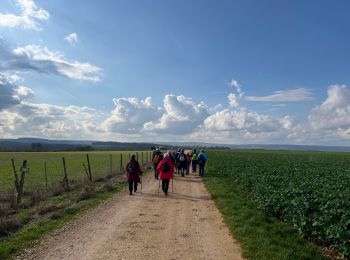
top-left (125, 171), bottom-right (128, 193)
top-left (158, 179), bottom-right (160, 195)
top-left (141, 174), bottom-right (143, 193)
top-left (172, 178), bottom-right (174, 193)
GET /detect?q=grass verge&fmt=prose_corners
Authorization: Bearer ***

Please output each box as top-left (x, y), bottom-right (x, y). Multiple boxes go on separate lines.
top-left (0, 180), bottom-right (126, 259)
top-left (203, 171), bottom-right (327, 260)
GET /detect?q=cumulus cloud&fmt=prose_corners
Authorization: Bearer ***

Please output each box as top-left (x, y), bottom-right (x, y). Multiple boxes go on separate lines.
top-left (64, 33), bottom-right (78, 45)
top-left (245, 88), bottom-right (314, 102)
top-left (0, 73), bottom-right (33, 110)
top-left (309, 84), bottom-right (350, 139)
top-left (0, 0), bottom-right (49, 30)
top-left (0, 41), bottom-right (101, 82)
top-left (0, 102), bottom-right (103, 139)
top-left (228, 79), bottom-right (244, 98)
top-left (228, 93), bottom-right (239, 108)
top-left (143, 94), bottom-right (209, 135)
top-left (203, 108), bottom-right (289, 134)
top-left (102, 97), bottom-right (161, 134)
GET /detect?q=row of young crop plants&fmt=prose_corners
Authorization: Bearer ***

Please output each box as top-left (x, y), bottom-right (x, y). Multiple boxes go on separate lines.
top-left (207, 150), bottom-right (350, 258)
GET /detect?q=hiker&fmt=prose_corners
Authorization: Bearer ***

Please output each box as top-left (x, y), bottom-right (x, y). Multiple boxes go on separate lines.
top-left (152, 147), bottom-right (162, 179)
top-left (175, 149), bottom-right (181, 174)
top-left (178, 149), bottom-right (187, 177)
top-left (157, 153), bottom-right (174, 195)
top-left (186, 152), bottom-right (191, 175)
top-left (191, 149), bottom-right (198, 173)
top-left (156, 154), bottom-right (164, 179)
top-left (169, 150), bottom-right (176, 165)
top-left (125, 154), bottom-right (143, 195)
top-left (198, 150), bottom-right (208, 177)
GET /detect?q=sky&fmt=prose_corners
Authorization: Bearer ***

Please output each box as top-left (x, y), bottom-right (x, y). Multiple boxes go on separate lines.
top-left (1, 0), bottom-right (350, 145)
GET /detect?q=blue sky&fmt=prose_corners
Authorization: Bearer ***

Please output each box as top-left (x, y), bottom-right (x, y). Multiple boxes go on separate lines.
top-left (1, 0), bottom-right (350, 145)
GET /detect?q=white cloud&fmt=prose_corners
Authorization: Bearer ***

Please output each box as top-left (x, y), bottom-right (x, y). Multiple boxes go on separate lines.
top-left (64, 33), bottom-right (78, 45)
top-left (0, 0), bottom-right (49, 30)
top-left (0, 74), bottom-right (21, 110)
top-left (245, 88), bottom-right (314, 102)
top-left (309, 84), bottom-right (350, 139)
top-left (2, 44), bottom-right (101, 82)
top-left (228, 93), bottom-right (239, 107)
top-left (143, 94), bottom-right (209, 135)
top-left (102, 97), bottom-right (162, 134)
top-left (0, 102), bottom-right (103, 139)
top-left (203, 108), bottom-right (288, 134)
top-left (228, 79), bottom-right (244, 98)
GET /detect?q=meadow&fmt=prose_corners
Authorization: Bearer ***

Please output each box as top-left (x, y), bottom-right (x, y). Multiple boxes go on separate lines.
top-left (0, 151), bottom-right (153, 194)
top-left (206, 150), bottom-right (350, 258)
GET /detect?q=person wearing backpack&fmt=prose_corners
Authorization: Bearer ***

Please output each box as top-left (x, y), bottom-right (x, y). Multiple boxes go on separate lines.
top-left (174, 148), bottom-right (181, 174)
top-left (197, 150), bottom-right (208, 177)
top-left (157, 153), bottom-right (174, 195)
top-left (125, 154), bottom-right (143, 195)
top-left (191, 149), bottom-right (198, 173)
top-left (186, 152), bottom-right (191, 175)
top-left (178, 149), bottom-right (187, 177)
top-left (152, 147), bottom-right (162, 179)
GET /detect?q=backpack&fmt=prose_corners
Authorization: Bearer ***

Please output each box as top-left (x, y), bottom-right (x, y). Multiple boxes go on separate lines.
top-left (179, 153), bottom-right (186, 161)
top-left (153, 154), bottom-right (160, 164)
top-left (162, 162), bottom-right (170, 173)
top-left (192, 153), bottom-right (198, 160)
top-left (198, 153), bottom-right (205, 162)
top-left (128, 162), bottom-right (137, 173)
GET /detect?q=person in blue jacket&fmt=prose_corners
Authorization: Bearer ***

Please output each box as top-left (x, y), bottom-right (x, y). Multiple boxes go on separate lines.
top-left (197, 150), bottom-right (208, 177)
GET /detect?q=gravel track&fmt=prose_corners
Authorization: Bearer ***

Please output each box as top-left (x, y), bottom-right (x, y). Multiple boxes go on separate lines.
top-left (17, 172), bottom-right (243, 260)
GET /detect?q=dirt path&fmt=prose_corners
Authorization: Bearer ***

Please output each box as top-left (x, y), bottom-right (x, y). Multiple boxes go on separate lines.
top-left (18, 172), bottom-right (243, 260)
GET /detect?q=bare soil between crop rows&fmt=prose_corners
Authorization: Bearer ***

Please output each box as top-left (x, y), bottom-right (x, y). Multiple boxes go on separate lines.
top-left (17, 171), bottom-right (243, 260)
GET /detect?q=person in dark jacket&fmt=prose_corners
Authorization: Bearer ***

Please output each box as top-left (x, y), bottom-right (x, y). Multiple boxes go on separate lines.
top-left (125, 154), bottom-right (143, 195)
top-left (157, 153), bottom-right (174, 195)
top-left (152, 147), bottom-right (162, 179)
top-left (197, 150), bottom-right (208, 177)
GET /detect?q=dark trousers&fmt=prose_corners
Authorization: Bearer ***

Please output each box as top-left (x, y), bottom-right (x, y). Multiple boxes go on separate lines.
top-left (162, 179), bottom-right (170, 193)
top-left (179, 162), bottom-right (187, 177)
top-left (154, 163), bottom-right (159, 179)
top-left (192, 160), bottom-right (197, 172)
top-left (199, 162), bottom-right (206, 177)
top-left (128, 181), bottom-right (138, 193)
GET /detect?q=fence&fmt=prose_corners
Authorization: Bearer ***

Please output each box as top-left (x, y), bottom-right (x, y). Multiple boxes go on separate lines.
top-left (0, 151), bottom-right (153, 197)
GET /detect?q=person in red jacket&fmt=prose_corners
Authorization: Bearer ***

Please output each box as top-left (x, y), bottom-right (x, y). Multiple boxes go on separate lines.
top-left (125, 154), bottom-right (143, 195)
top-left (157, 153), bottom-right (174, 195)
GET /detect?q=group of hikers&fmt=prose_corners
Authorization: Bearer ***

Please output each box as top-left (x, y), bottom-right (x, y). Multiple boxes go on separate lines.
top-left (125, 147), bottom-right (208, 195)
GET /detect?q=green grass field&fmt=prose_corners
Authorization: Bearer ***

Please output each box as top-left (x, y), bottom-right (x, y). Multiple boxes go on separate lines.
top-left (205, 150), bottom-right (350, 258)
top-left (0, 151), bottom-right (153, 194)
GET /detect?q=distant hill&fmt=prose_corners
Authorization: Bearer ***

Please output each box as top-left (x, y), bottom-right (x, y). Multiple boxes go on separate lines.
top-left (1, 138), bottom-right (349, 152)
top-left (0, 138), bottom-right (158, 152)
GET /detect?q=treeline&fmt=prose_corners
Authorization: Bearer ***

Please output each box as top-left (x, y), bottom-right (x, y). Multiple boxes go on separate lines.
top-left (0, 141), bottom-right (157, 152)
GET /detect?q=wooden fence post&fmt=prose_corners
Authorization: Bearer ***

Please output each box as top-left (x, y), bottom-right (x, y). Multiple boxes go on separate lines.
top-left (86, 154), bottom-right (92, 182)
top-left (120, 153), bottom-right (123, 172)
top-left (110, 154), bottom-right (112, 175)
top-left (142, 152), bottom-right (144, 163)
top-left (44, 162), bottom-right (48, 191)
top-left (11, 159), bottom-right (21, 204)
top-left (83, 163), bottom-right (90, 181)
top-left (62, 157), bottom-right (69, 191)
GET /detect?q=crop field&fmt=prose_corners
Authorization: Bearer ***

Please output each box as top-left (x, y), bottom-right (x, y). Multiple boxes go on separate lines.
top-left (207, 150), bottom-right (350, 258)
top-left (0, 151), bottom-right (153, 194)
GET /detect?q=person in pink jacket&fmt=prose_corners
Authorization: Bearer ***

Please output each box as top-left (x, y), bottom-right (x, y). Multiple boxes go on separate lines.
top-left (125, 154), bottom-right (143, 195)
top-left (157, 153), bottom-right (174, 195)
